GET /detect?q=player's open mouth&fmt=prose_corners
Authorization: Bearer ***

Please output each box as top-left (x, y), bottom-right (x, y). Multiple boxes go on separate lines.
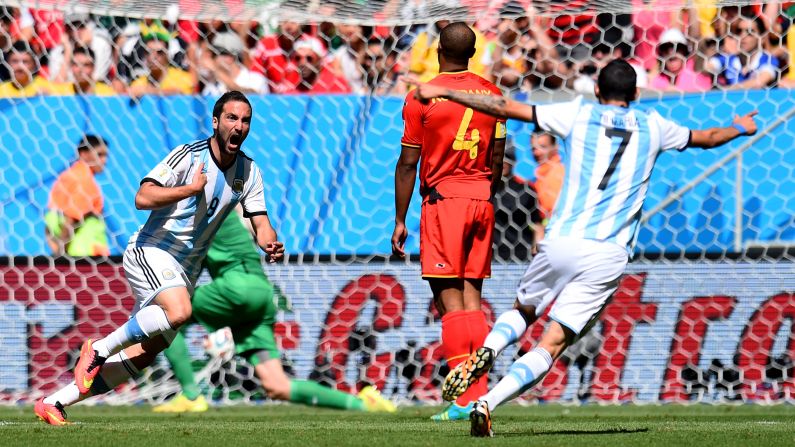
top-left (229, 134), bottom-right (242, 148)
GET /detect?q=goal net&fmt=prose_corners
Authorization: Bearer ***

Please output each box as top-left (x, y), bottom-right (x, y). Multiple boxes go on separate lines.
top-left (1, 0), bottom-right (793, 406)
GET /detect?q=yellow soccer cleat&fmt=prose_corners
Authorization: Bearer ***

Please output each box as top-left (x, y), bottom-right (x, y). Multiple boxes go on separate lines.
top-left (152, 394), bottom-right (209, 413)
top-left (358, 386), bottom-right (397, 413)
top-left (34, 399), bottom-right (71, 426)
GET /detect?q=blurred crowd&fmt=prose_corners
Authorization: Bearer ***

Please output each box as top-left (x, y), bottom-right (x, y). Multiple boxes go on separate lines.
top-left (1, 1), bottom-right (794, 98)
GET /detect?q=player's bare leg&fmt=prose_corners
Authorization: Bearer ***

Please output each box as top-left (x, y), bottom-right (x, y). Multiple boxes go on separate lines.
top-left (74, 287), bottom-right (191, 393)
top-left (443, 300), bottom-right (537, 401)
top-left (252, 355), bottom-right (395, 412)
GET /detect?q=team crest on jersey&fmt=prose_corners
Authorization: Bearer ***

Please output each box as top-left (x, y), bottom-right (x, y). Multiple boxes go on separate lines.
top-left (162, 269), bottom-right (176, 280)
top-left (232, 179), bottom-right (244, 194)
top-left (436, 263), bottom-right (446, 268)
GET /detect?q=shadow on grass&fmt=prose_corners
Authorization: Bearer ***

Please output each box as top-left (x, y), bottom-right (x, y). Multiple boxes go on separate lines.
top-left (498, 427), bottom-right (649, 437)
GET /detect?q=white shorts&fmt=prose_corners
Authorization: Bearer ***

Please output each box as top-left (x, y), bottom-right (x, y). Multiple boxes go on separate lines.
top-left (516, 237), bottom-right (628, 335)
top-left (123, 245), bottom-right (193, 314)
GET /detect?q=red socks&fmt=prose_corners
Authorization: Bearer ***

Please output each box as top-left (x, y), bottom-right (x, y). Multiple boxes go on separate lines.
top-left (440, 309), bottom-right (490, 406)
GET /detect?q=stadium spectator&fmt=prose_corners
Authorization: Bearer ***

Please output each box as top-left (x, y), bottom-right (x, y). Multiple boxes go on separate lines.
top-left (128, 30), bottom-right (195, 96)
top-left (199, 32), bottom-right (268, 96)
top-left (530, 131), bottom-right (564, 220)
top-left (0, 40), bottom-right (55, 97)
top-left (570, 42), bottom-right (647, 94)
top-left (631, 0), bottom-right (693, 71)
top-left (650, 29), bottom-right (712, 92)
top-left (47, 10), bottom-right (113, 84)
top-left (542, 0), bottom-right (599, 62)
top-left (492, 139), bottom-right (543, 261)
top-left (361, 37), bottom-right (404, 95)
top-left (0, 8), bottom-right (15, 81)
top-left (330, 24), bottom-right (370, 93)
top-left (251, 19), bottom-right (304, 92)
top-left (4, 7), bottom-right (33, 43)
top-left (115, 19), bottom-right (188, 92)
top-left (45, 134), bottom-right (110, 257)
top-left (408, 19), bottom-right (492, 82)
top-left (492, 2), bottom-right (568, 91)
top-left (56, 46), bottom-right (115, 95)
top-left (284, 36), bottom-right (350, 94)
top-left (707, 15), bottom-right (779, 88)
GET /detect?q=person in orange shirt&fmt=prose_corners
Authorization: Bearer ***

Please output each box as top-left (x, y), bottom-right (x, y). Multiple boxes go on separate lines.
top-left (531, 131), bottom-right (564, 224)
top-left (129, 31), bottom-right (195, 96)
top-left (45, 135), bottom-right (110, 256)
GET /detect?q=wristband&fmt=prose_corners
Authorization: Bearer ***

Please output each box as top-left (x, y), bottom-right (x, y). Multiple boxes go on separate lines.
top-left (732, 123), bottom-right (748, 135)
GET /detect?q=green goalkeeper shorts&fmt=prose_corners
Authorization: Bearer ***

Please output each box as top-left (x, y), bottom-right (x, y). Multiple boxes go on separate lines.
top-left (191, 270), bottom-right (280, 361)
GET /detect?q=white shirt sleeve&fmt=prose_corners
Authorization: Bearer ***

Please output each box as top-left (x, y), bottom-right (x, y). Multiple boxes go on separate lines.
top-left (534, 96), bottom-right (584, 138)
top-left (240, 163), bottom-right (268, 217)
top-left (651, 111), bottom-right (691, 152)
top-left (142, 145), bottom-right (194, 187)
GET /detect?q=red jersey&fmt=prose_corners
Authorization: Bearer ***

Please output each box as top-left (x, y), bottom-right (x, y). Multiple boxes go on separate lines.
top-left (401, 71), bottom-right (507, 201)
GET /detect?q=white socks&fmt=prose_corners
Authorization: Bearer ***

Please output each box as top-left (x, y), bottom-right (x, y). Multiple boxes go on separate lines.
top-left (483, 309), bottom-right (528, 355)
top-left (43, 351), bottom-right (141, 407)
top-left (93, 305), bottom-right (173, 358)
top-left (483, 347), bottom-right (553, 411)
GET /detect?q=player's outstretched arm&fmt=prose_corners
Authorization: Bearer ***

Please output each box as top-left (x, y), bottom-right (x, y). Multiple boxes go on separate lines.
top-left (392, 146), bottom-right (420, 258)
top-left (403, 78), bottom-right (535, 122)
top-left (689, 111), bottom-right (758, 148)
top-left (135, 162), bottom-right (208, 210)
top-left (250, 213), bottom-right (284, 263)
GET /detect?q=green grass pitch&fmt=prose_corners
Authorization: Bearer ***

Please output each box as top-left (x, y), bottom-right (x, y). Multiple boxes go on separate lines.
top-left (3, 404), bottom-right (794, 446)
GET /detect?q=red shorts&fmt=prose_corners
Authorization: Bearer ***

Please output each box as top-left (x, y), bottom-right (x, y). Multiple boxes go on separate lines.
top-left (420, 197), bottom-right (494, 279)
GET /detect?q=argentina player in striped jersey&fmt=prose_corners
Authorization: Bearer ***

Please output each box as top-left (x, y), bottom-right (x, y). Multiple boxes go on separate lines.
top-left (35, 91), bottom-right (285, 425)
top-left (406, 59), bottom-right (758, 437)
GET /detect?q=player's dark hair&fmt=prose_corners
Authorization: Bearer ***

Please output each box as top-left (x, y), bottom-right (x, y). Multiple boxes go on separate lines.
top-left (438, 22), bottom-right (476, 63)
top-left (73, 45), bottom-right (95, 62)
top-left (77, 134), bottom-right (106, 153)
top-left (597, 59), bottom-right (637, 104)
top-left (212, 90), bottom-right (252, 120)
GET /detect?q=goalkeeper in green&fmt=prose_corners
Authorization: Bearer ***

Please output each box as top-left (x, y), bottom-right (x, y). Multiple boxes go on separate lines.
top-left (153, 210), bottom-right (395, 413)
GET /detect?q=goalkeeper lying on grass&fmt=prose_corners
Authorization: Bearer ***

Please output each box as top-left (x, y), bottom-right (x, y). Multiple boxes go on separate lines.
top-left (153, 209), bottom-right (395, 413)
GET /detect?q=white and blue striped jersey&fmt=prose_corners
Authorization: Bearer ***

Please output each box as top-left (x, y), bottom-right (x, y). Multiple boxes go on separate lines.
top-left (130, 138), bottom-right (268, 281)
top-left (535, 97), bottom-right (691, 253)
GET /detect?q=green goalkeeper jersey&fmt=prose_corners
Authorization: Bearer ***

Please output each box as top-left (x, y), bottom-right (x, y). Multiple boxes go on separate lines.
top-left (205, 213), bottom-right (265, 279)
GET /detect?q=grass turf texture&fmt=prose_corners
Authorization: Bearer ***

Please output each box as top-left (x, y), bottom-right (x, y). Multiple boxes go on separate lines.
top-left (3, 404), bottom-right (794, 446)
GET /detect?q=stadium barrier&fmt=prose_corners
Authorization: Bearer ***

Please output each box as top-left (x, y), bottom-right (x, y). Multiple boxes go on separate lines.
top-left (2, 258), bottom-right (792, 404)
top-left (1, 90), bottom-right (794, 257)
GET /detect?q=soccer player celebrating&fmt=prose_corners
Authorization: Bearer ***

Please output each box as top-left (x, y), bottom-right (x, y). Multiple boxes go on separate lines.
top-left (406, 59), bottom-right (758, 436)
top-left (391, 22), bottom-right (507, 422)
top-left (153, 210), bottom-right (395, 413)
top-left (35, 91), bottom-right (286, 425)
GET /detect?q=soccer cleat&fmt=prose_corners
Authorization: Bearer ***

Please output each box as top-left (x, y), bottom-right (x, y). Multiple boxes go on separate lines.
top-left (74, 339), bottom-right (107, 394)
top-left (469, 400), bottom-right (493, 437)
top-left (34, 399), bottom-right (71, 426)
top-left (152, 394), bottom-right (209, 413)
top-left (430, 401), bottom-right (474, 422)
top-left (442, 347), bottom-right (495, 402)
top-left (358, 386), bottom-right (397, 413)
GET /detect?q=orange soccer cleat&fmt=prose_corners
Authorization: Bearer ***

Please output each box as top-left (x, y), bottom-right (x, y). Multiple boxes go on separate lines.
top-left (74, 339), bottom-right (107, 394)
top-left (34, 399), bottom-right (70, 426)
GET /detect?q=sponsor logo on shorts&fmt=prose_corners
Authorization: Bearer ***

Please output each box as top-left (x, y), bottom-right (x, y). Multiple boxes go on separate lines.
top-left (436, 263), bottom-right (445, 268)
top-left (162, 269), bottom-right (176, 280)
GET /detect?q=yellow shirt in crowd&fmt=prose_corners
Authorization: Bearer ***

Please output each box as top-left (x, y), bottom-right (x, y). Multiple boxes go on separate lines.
top-left (0, 76), bottom-right (56, 97)
top-left (131, 67), bottom-right (195, 94)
